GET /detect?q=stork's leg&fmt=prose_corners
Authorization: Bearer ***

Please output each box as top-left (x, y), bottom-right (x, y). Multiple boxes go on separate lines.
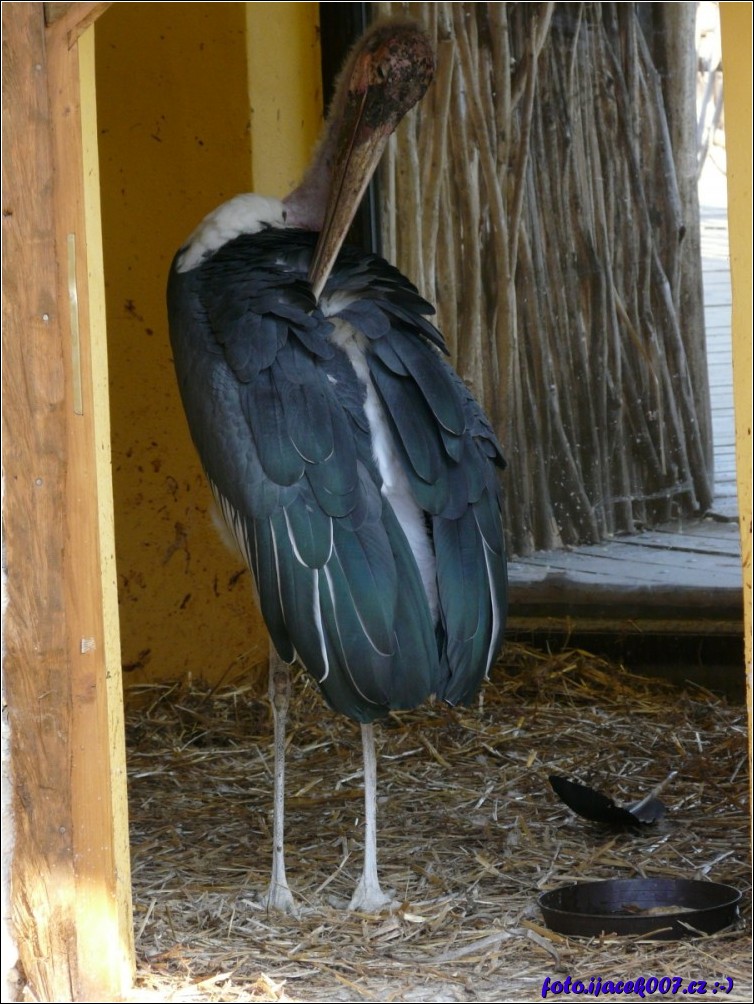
top-left (264, 647), bottom-right (296, 913)
top-left (348, 722), bottom-right (393, 912)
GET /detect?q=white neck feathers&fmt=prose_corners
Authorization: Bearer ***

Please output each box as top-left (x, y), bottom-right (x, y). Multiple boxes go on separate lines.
top-left (175, 193), bottom-right (287, 273)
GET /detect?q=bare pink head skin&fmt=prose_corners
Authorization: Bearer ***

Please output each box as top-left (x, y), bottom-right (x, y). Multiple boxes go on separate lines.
top-left (282, 19), bottom-right (435, 299)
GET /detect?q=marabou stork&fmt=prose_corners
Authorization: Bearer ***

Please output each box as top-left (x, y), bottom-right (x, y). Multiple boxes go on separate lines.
top-left (167, 19), bottom-right (507, 913)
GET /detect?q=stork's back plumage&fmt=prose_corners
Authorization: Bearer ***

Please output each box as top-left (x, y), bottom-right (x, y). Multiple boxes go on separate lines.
top-left (168, 224), bottom-right (506, 722)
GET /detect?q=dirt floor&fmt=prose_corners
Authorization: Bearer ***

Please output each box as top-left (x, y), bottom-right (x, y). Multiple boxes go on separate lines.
top-left (124, 644), bottom-right (751, 1002)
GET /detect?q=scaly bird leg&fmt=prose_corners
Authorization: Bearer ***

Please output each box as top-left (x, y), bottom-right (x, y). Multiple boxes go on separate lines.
top-left (264, 646), bottom-right (296, 913)
top-left (348, 722), bottom-right (393, 912)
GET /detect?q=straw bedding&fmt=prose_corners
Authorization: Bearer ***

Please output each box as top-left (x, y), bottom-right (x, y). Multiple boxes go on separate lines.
top-left (125, 644), bottom-right (751, 1002)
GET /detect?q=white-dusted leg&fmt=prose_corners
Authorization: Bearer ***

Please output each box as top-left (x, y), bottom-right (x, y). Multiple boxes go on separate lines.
top-left (264, 647), bottom-right (296, 913)
top-left (348, 722), bottom-right (393, 912)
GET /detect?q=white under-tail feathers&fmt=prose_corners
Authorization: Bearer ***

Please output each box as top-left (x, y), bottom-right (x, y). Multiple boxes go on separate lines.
top-left (481, 538), bottom-right (503, 678)
top-left (209, 485), bottom-right (249, 565)
top-left (310, 569), bottom-right (330, 683)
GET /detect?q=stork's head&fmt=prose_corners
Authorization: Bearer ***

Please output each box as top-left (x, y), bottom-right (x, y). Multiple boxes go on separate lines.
top-left (285, 20), bottom-right (435, 299)
top-left (336, 20), bottom-right (435, 145)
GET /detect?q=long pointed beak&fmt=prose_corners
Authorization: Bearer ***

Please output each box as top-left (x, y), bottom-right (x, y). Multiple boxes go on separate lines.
top-left (306, 21), bottom-right (434, 301)
top-left (307, 97), bottom-right (390, 301)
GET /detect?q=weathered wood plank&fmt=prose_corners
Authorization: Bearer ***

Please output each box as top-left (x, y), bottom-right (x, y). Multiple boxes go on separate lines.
top-left (3, 5), bottom-right (79, 998)
top-left (511, 553), bottom-right (738, 589)
top-left (508, 574), bottom-right (741, 612)
top-left (44, 1), bottom-right (111, 42)
top-left (571, 541), bottom-right (740, 574)
top-left (647, 519), bottom-right (740, 538)
top-left (3, 3), bottom-right (132, 999)
top-left (508, 514), bottom-right (743, 632)
top-left (614, 532), bottom-right (741, 555)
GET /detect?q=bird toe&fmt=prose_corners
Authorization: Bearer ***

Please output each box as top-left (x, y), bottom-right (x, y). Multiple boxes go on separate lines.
top-left (347, 878), bottom-right (397, 914)
top-left (263, 881), bottom-right (298, 915)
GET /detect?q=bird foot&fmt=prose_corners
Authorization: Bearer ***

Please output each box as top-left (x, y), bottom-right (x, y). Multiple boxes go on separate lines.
top-left (264, 879), bottom-right (298, 915)
top-left (347, 877), bottom-right (396, 914)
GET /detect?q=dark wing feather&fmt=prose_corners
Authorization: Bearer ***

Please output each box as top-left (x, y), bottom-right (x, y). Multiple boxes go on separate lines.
top-left (168, 228), bottom-right (506, 720)
top-left (326, 245), bottom-right (507, 704)
top-left (369, 355), bottom-right (447, 489)
top-left (167, 229), bottom-right (444, 722)
top-left (241, 368), bottom-right (306, 485)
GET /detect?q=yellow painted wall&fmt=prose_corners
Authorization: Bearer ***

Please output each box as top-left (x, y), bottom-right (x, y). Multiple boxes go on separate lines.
top-left (247, 3), bottom-right (323, 196)
top-left (96, 2), bottom-right (321, 690)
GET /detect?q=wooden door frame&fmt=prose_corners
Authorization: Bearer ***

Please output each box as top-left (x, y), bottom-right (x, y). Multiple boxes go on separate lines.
top-left (3, 3), bottom-right (132, 999)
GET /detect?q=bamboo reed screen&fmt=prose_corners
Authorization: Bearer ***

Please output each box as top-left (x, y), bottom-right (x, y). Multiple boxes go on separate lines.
top-left (377, 2), bottom-right (713, 555)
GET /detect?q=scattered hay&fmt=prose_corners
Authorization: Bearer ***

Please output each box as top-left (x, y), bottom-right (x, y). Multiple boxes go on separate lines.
top-left (125, 644), bottom-right (751, 1002)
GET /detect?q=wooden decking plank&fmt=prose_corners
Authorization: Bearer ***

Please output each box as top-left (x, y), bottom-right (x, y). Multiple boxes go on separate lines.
top-left (575, 541), bottom-right (741, 573)
top-left (701, 189), bottom-right (734, 519)
top-left (513, 557), bottom-right (737, 590)
top-left (613, 532), bottom-right (741, 556)
top-left (710, 407), bottom-right (735, 421)
top-left (713, 446), bottom-right (736, 462)
top-left (654, 518), bottom-right (739, 533)
top-left (707, 355), bottom-right (733, 370)
top-left (509, 548), bottom-right (737, 589)
top-left (704, 303), bottom-right (731, 315)
top-left (616, 525), bottom-right (739, 548)
top-left (715, 467), bottom-right (738, 480)
top-left (508, 570), bottom-right (741, 607)
top-left (706, 346), bottom-right (734, 360)
top-left (507, 507), bottom-right (743, 630)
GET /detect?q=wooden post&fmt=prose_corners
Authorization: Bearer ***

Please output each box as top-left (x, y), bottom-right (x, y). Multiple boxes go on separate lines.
top-left (719, 2), bottom-right (753, 781)
top-left (2, 3), bottom-right (133, 999)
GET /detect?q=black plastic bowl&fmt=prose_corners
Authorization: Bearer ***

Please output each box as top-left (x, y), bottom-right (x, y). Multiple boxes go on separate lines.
top-left (539, 878), bottom-right (741, 940)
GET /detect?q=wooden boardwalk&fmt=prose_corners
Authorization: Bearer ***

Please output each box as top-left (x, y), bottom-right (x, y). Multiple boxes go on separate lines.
top-left (508, 159), bottom-right (743, 635)
top-left (700, 157), bottom-right (737, 518)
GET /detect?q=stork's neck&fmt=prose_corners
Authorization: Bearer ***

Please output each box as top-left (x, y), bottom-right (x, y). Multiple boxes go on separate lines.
top-left (175, 120), bottom-right (339, 275)
top-left (281, 27), bottom-right (372, 233)
top-left (282, 115), bottom-right (340, 232)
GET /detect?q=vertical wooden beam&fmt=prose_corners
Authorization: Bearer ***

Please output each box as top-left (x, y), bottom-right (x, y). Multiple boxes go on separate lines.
top-left (2, 3), bottom-right (133, 999)
top-left (3, 5), bottom-right (78, 998)
top-left (45, 7), bottom-right (134, 998)
top-left (719, 4), bottom-right (753, 761)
